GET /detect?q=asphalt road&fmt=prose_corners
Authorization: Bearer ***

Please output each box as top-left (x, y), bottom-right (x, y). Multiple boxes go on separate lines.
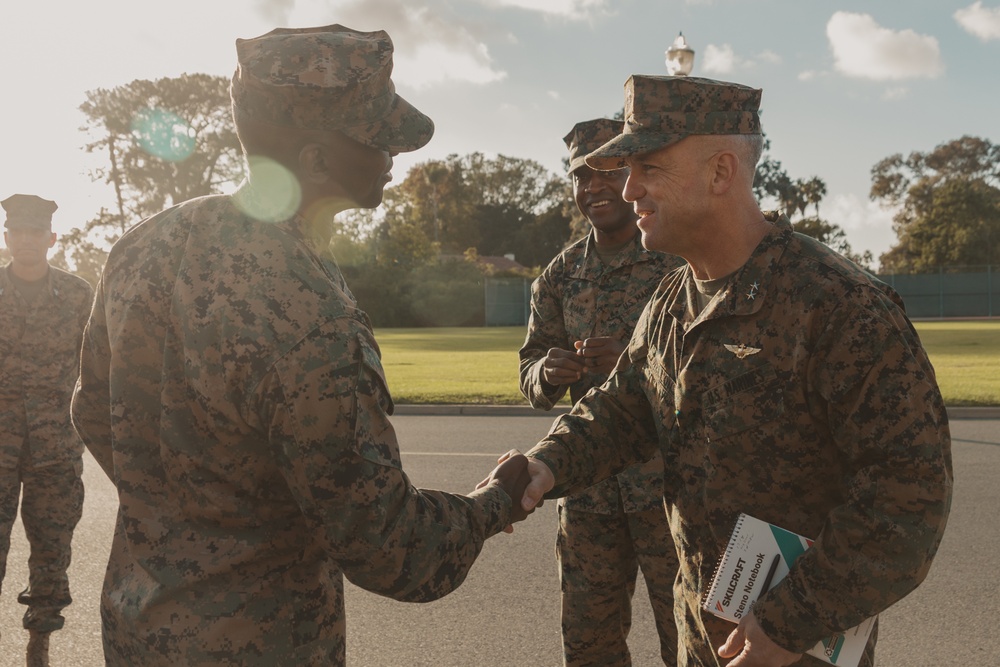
top-left (2, 414), bottom-right (996, 667)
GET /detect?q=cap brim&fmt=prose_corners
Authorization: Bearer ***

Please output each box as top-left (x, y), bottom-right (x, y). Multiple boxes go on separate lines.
top-left (341, 93), bottom-right (434, 154)
top-left (585, 131), bottom-right (685, 171)
top-left (567, 155), bottom-right (588, 173)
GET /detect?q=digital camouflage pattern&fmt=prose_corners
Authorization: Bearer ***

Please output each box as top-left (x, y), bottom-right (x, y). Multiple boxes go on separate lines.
top-left (231, 24), bottom-right (434, 153)
top-left (519, 232), bottom-right (683, 513)
top-left (519, 229), bottom-right (684, 665)
top-left (2, 194), bottom-right (58, 230)
top-left (71, 190), bottom-right (515, 666)
top-left (586, 76), bottom-right (762, 171)
top-left (528, 213), bottom-right (953, 667)
top-left (0, 263), bottom-right (92, 632)
top-left (556, 504), bottom-right (679, 666)
top-left (563, 118), bottom-right (624, 174)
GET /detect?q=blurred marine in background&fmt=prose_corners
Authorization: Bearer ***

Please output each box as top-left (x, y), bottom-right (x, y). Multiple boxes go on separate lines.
top-left (519, 119), bottom-right (684, 666)
top-left (1, 193), bottom-right (93, 667)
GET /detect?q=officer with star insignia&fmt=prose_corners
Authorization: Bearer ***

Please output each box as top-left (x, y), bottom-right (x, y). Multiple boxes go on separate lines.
top-left (507, 75), bottom-right (952, 667)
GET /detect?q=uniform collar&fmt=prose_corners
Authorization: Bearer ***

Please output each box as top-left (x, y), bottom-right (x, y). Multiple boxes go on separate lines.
top-left (666, 212), bottom-right (792, 326)
top-left (1, 262), bottom-right (57, 296)
top-left (569, 231), bottom-right (653, 280)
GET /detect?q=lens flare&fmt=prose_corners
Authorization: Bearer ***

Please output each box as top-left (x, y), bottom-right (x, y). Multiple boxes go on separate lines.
top-left (233, 155), bottom-right (302, 223)
top-left (130, 108), bottom-right (196, 162)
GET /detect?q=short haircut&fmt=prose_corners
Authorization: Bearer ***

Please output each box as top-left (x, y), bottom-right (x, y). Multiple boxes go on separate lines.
top-left (727, 133), bottom-right (764, 186)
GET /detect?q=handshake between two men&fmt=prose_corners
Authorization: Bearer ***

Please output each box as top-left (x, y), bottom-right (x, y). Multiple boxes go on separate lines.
top-left (477, 450), bottom-right (554, 532)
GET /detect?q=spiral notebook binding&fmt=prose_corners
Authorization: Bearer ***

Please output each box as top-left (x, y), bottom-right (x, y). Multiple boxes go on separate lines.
top-left (701, 513), bottom-right (747, 609)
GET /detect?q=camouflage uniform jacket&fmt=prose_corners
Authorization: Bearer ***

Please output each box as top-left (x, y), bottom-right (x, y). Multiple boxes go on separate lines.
top-left (71, 192), bottom-right (514, 666)
top-left (528, 214), bottom-right (953, 665)
top-left (519, 232), bottom-right (681, 514)
top-left (0, 263), bottom-right (93, 468)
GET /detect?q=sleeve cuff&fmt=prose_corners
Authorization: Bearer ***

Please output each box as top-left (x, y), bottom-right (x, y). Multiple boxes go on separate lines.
top-left (753, 581), bottom-right (829, 654)
top-left (466, 482), bottom-right (513, 539)
top-left (526, 448), bottom-right (573, 501)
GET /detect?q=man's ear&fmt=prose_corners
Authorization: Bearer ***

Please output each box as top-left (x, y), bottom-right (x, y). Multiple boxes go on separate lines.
top-left (298, 143), bottom-right (329, 184)
top-left (48, 232), bottom-right (57, 249)
top-left (710, 151), bottom-right (739, 195)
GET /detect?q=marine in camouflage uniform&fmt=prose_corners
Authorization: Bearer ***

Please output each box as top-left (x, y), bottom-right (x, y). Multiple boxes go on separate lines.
top-left (0, 194), bottom-right (92, 665)
top-left (522, 76), bottom-right (953, 666)
top-left (70, 25), bottom-right (530, 667)
top-left (519, 118), bottom-right (683, 666)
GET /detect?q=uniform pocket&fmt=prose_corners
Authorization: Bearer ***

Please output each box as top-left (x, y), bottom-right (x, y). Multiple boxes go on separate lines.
top-left (703, 364), bottom-right (783, 441)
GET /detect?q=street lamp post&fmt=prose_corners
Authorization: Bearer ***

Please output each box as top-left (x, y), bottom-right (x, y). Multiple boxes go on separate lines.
top-left (665, 32), bottom-right (695, 76)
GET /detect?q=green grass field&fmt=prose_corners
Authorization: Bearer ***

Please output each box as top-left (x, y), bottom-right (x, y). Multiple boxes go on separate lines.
top-left (375, 327), bottom-right (527, 405)
top-left (911, 320), bottom-right (1000, 406)
top-left (375, 320), bottom-right (1000, 406)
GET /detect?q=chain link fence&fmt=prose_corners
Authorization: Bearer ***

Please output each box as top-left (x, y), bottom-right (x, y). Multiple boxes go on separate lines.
top-left (879, 266), bottom-right (998, 318)
top-left (484, 268), bottom-right (1000, 325)
top-left (484, 277), bottom-right (531, 326)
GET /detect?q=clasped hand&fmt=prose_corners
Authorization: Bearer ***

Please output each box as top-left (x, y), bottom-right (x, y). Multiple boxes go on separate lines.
top-left (476, 449), bottom-right (554, 533)
top-left (541, 337), bottom-right (625, 386)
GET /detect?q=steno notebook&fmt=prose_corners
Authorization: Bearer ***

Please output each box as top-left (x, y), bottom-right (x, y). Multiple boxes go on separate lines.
top-left (702, 513), bottom-right (876, 667)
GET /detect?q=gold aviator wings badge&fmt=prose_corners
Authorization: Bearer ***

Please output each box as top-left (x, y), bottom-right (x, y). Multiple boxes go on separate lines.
top-left (724, 343), bottom-right (762, 359)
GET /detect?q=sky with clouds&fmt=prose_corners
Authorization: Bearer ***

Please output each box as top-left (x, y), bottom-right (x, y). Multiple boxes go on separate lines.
top-left (1, 0), bottom-right (998, 265)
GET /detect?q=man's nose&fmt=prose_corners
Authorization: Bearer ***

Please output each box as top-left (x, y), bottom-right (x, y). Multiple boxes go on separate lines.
top-left (622, 173), bottom-right (642, 203)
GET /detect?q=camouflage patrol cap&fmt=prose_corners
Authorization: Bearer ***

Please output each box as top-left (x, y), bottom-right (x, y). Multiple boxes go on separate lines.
top-left (230, 24), bottom-right (434, 153)
top-left (1, 194), bottom-right (57, 230)
top-left (563, 118), bottom-right (624, 174)
top-left (586, 75), bottom-right (762, 170)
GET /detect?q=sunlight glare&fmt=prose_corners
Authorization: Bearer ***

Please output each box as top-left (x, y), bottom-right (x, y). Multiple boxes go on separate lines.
top-left (234, 155), bottom-right (302, 223)
top-left (131, 108), bottom-right (197, 162)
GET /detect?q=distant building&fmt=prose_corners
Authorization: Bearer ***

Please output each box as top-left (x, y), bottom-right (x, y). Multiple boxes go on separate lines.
top-left (440, 252), bottom-right (530, 276)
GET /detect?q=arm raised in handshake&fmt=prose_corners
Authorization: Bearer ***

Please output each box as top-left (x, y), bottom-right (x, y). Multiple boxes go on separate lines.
top-left (477, 450), bottom-right (556, 532)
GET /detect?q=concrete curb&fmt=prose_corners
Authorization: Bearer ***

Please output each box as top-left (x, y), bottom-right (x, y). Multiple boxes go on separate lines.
top-left (394, 404), bottom-right (1000, 419)
top-left (943, 407), bottom-right (1000, 420)
top-left (393, 404), bottom-right (571, 417)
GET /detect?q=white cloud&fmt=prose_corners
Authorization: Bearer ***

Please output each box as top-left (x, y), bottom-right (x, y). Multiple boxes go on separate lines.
top-left (498, 102), bottom-right (521, 116)
top-left (825, 193), bottom-right (899, 260)
top-left (547, 90), bottom-right (561, 100)
top-left (882, 86), bottom-right (909, 100)
top-left (703, 44), bottom-right (737, 74)
top-left (485, 0), bottom-right (609, 20)
top-left (798, 70), bottom-right (819, 81)
top-left (274, 1), bottom-right (508, 89)
top-left (757, 50), bottom-right (782, 65)
top-left (702, 44), bottom-right (782, 74)
top-left (398, 42), bottom-right (508, 89)
top-left (253, 0), bottom-right (295, 23)
top-left (826, 12), bottom-right (944, 80)
top-left (955, 1), bottom-right (1000, 41)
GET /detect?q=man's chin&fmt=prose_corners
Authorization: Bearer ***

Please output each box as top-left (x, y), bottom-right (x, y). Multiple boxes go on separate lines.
top-left (638, 229), bottom-right (657, 251)
top-left (349, 189), bottom-right (384, 210)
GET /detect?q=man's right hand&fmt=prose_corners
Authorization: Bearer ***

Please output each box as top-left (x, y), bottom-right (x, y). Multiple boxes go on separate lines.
top-left (479, 454), bottom-right (534, 524)
top-left (541, 348), bottom-right (585, 386)
top-left (476, 450), bottom-right (556, 531)
top-left (718, 611), bottom-right (802, 666)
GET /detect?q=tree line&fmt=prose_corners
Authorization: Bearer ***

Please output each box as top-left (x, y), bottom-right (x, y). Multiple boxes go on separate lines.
top-left (43, 73), bottom-right (1000, 325)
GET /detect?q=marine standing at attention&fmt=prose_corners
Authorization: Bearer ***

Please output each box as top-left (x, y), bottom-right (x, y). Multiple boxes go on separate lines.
top-left (1, 194), bottom-right (93, 667)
